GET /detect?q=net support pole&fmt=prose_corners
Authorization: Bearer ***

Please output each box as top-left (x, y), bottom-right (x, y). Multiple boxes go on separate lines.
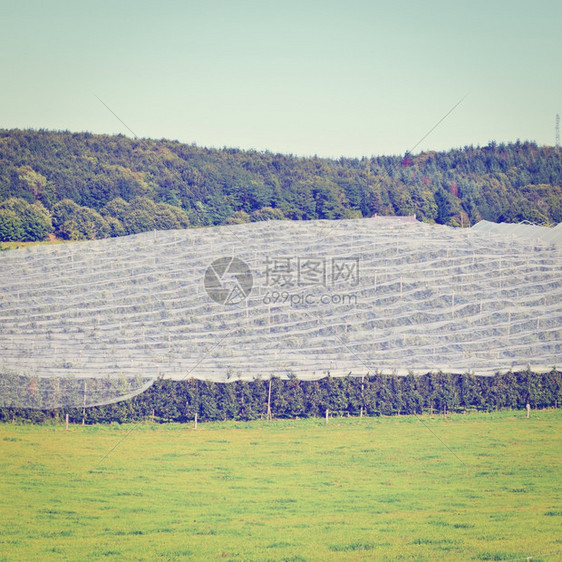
top-left (82, 380), bottom-right (87, 426)
top-left (267, 379), bottom-right (272, 421)
top-left (360, 374), bottom-right (365, 417)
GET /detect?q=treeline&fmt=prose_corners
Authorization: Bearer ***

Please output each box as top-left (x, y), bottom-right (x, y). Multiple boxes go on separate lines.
top-left (2, 370), bottom-right (560, 424)
top-left (0, 129), bottom-right (560, 242)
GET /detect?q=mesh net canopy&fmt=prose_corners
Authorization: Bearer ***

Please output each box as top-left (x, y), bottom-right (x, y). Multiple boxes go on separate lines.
top-left (1, 217), bottom-right (560, 408)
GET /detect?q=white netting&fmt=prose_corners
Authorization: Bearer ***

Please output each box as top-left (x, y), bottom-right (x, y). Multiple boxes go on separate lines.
top-left (471, 220), bottom-right (562, 245)
top-left (0, 217), bottom-right (560, 408)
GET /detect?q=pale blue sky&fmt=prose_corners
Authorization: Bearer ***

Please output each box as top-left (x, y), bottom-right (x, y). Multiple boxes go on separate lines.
top-left (1, 0), bottom-right (560, 157)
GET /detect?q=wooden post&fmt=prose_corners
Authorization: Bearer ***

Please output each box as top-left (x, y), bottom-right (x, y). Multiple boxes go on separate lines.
top-left (360, 374), bottom-right (365, 418)
top-left (526, 403), bottom-right (530, 418)
top-left (82, 380), bottom-right (86, 426)
top-left (65, 413), bottom-right (69, 431)
top-left (267, 379), bottom-right (272, 421)
top-left (194, 413), bottom-right (198, 430)
top-left (325, 409), bottom-right (329, 425)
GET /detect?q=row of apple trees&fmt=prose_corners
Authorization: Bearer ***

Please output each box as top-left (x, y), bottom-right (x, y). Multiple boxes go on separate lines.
top-left (0, 370), bottom-right (560, 424)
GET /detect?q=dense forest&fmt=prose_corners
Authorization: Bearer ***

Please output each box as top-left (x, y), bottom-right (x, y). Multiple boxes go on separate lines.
top-left (0, 129), bottom-right (560, 242)
top-left (2, 370), bottom-right (560, 424)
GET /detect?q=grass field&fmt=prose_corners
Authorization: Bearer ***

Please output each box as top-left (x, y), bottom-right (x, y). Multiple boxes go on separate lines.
top-left (0, 410), bottom-right (561, 561)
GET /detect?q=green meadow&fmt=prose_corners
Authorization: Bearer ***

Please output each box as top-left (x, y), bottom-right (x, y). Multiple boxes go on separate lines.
top-left (1, 410), bottom-right (561, 561)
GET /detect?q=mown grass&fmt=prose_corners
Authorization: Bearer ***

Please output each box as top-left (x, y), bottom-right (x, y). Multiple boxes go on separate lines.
top-left (0, 410), bottom-right (561, 561)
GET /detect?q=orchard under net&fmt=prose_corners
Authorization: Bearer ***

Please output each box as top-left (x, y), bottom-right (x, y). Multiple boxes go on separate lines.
top-left (0, 217), bottom-right (560, 408)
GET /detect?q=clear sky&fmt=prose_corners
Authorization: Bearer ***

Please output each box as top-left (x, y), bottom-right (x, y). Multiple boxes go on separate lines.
top-left (1, 0), bottom-right (560, 158)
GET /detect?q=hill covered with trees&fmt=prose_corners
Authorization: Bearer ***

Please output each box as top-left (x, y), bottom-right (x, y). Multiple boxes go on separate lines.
top-left (0, 129), bottom-right (560, 242)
